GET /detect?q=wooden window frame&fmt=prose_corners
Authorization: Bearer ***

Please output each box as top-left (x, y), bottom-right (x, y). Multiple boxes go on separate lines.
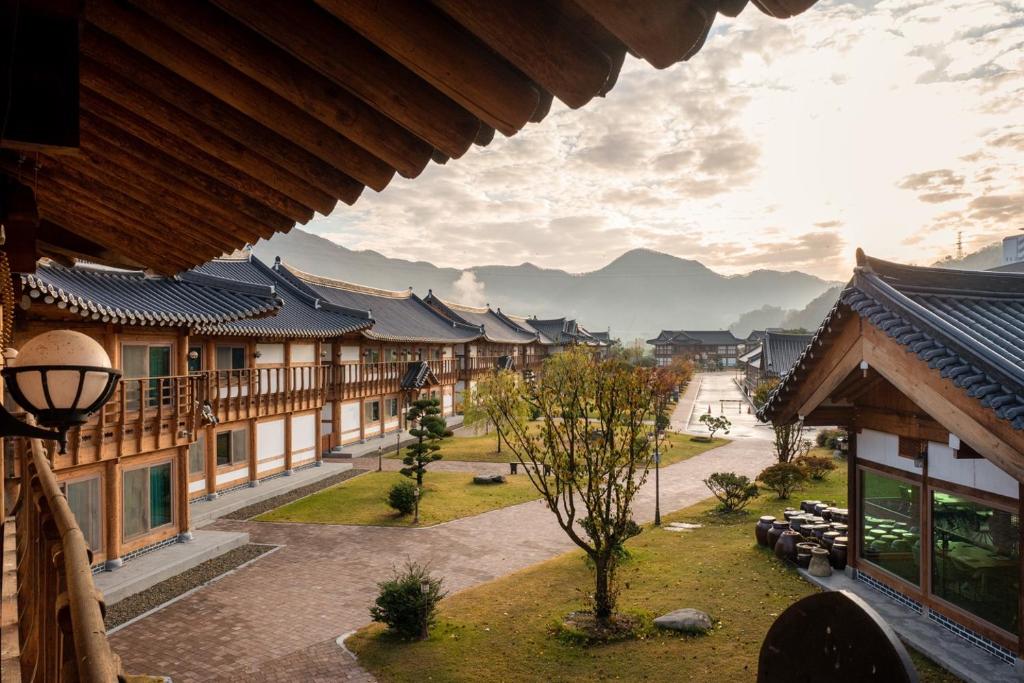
top-left (60, 473), bottom-right (104, 554)
top-left (215, 427), bottom-right (249, 469)
top-left (121, 459), bottom-right (176, 542)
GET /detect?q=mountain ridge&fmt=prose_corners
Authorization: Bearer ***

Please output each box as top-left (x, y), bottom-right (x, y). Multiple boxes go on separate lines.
top-left (254, 229), bottom-right (840, 343)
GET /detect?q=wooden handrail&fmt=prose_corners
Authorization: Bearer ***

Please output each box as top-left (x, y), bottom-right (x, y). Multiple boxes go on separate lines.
top-left (13, 431), bottom-right (128, 682)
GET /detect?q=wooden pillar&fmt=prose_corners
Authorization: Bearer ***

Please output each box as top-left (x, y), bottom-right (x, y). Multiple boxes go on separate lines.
top-left (104, 459), bottom-right (122, 569)
top-left (315, 405), bottom-right (324, 465)
top-left (176, 445), bottom-right (192, 540)
top-left (204, 425), bottom-right (217, 499)
top-left (248, 417), bottom-right (258, 486)
top-left (177, 329), bottom-right (190, 375)
top-left (847, 430), bottom-right (857, 572)
top-left (284, 413), bottom-right (294, 474)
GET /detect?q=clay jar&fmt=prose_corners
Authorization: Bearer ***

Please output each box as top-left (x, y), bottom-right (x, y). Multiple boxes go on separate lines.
top-left (801, 500), bottom-right (821, 513)
top-left (774, 530), bottom-right (802, 563)
top-left (808, 547), bottom-right (832, 577)
top-left (830, 542), bottom-right (848, 570)
top-left (767, 520), bottom-right (790, 551)
top-left (822, 530), bottom-right (841, 549)
top-left (796, 541), bottom-right (817, 569)
top-left (755, 516), bottom-right (776, 547)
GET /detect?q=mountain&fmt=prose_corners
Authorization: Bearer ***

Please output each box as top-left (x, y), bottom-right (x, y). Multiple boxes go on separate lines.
top-left (730, 286), bottom-right (843, 338)
top-left (931, 241), bottom-right (1001, 271)
top-left (253, 230), bottom-right (839, 344)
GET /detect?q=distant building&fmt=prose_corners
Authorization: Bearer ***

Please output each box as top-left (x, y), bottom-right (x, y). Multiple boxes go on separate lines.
top-left (646, 330), bottom-right (741, 368)
top-left (1003, 234), bottom-right (1024, 266)
top-left (739, 330), bottom-right (814, 395)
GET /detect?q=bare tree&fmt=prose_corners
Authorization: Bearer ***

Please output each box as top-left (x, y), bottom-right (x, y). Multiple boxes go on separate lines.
top-left (474, 349), bottom-right (656, 623)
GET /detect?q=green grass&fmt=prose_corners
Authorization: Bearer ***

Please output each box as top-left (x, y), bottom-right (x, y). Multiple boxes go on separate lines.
top-left (254, 471), bottom-right (541, 527)
top-left (347, 466), bottom-right (960, 682)
top-left (399, 426), bottom-right (728, 465)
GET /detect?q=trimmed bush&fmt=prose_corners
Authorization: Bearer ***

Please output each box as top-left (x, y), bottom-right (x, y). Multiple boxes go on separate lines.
top-left (702, 472), bottom-right (758, 512)
top-left (795, 455), bottom-right (837, 481)
top-left (815, 428), bottom-right (846, 450)
top-left (387, 480), bottom-right (418, 516)
top-left (758, 462), bottom-right (806, 499)
top-left (369, 561), bottom-right (446, 640)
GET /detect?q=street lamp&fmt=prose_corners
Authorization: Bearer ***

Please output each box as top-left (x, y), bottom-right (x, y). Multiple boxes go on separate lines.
top-left (648, 430), bottom-right (661, 526)
top-left (1, 330), bottom-right (121, 454)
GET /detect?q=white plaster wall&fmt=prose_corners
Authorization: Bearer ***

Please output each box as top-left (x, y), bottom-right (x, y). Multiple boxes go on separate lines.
top-left (257, 418), bottom-right (285, 462)
top-left (257, 367), bottom-right (280, 394)
top-left (291, 343), bottom-right (315, 364)
top-left (443, 392), bottom-right (453, 414)
top-left (256, 343), bottom-right (284, 366)
top-left (188, 479), bottom-right (206, 494)
top-left (857, 429), bottom-right (921, 475)
top-left (291, 413), bottom-right (317, 464)
top-left (257, 458), bottom-right (285, 474)
top-left (216, 468), bottom-right (249, 486)
top-left (341, 401), bottom-right (361, 443)
top-left (928, 441), bottom-right (1019, 499)
top-left (338, 345), bottom-right (360, 362)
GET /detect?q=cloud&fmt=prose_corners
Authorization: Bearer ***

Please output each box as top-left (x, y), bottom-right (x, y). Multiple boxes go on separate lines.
top-left (451, 271), bottom-right (487, 307)
top-left (301, 0), bottom-right (1024, 281)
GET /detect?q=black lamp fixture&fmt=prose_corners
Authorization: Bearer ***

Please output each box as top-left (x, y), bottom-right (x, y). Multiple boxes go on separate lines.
top-left (1, 330), bottom-right (121, 454)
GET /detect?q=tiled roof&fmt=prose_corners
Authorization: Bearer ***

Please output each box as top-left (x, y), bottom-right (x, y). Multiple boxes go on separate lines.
top-left (401, 361), bottom-right (439, 389)
top-left (21, 260), bottom-right (281, 327)
top-left (759, 251), bottom-right (1024, 431)
top-left (422, 293), bottom-right (536, 344)
top-left (646, 330), bottom-right (739, 346)
top-left (497, 312), bottom-right (556, 345)
top-left (762, 332), bottom-right (813, 379)
top-left (282, 265), bottom-right (480, 344)
top-left (529, 317), bottom-right (588, 345)
top-left (191, 256), bottom-right (372, 338)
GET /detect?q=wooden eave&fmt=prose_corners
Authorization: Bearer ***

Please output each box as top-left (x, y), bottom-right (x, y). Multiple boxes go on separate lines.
top-left (1, 0), bottom-right (817, 275)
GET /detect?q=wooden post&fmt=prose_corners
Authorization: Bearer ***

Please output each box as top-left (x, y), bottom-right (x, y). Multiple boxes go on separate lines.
top-left (177, 445), bottom-right (192, 540)
top-left (248, 417), bottom-right (258, 486)
top-left (284, 413), bottom-right (294, 475)
top-left (847, 430), bottom-right (857, 572)
top-left (315, 405), bottom-right (324, 465)
top-left (204, 425), bottom-right (217, 499)
top-left (104, 459), bottom-right (122, 569)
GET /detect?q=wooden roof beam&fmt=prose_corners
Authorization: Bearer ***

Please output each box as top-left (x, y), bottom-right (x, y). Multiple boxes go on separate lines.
top-left (81, 32), bottom-right (362, 206)
top-left (84, 0), bottom-right (396, 191)
top-left (314, 0), bottom-right (539, 137)
top-left (573, 0), bottom-right (717, 69)
top-left (80, 61), bottom-right (335, 215)
top-left (127, 0), bottom-right (430, 180)
top-left (210, 0), bottom-right (481, 160)
top-left (432, 0), bottom-right (613, 108)
top-left (81, 114), bottom-right (289, 238)
top-left (81, 89), bottom-right (315, 224)
top-left (46, 154), bottom-right (249, 255)
top-left (36, 219), bottom-right (147, 271)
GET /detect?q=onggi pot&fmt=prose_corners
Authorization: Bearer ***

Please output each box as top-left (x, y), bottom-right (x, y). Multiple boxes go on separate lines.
top-left (808, 547), bottom-right (832, 577)
top-left (767, 520), bottom-right (790, 551)
top-left (755, 516), bottom-right (776, 547)
top-left (829, 542), bottom-right (848, 570)
top-left (774, 530), bottom-right (802, 563)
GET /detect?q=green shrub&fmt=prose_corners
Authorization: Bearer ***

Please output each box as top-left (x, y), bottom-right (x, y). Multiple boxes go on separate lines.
top-left (758, 462), bottom-right (806, 499)
top-left (795, 454), bottom-right (837, 481)
top-left (387, 480), bottom-right (418, 516)
top-left (369, 561), bottom-right (446, 640)
top-left (702, 472), bottom-right (758, 512)
top-left (815, 428), bottom-right (846, 450)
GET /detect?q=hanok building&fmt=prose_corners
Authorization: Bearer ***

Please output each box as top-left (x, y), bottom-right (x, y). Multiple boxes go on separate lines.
top-left (520, 317), bottom-right (607, 355)
top-left (739, 330), bottom-right (814, 395)
top-left (759, 251), bottom-right (1024, 667)
top-left (647, 329), bottom-right (741, 368)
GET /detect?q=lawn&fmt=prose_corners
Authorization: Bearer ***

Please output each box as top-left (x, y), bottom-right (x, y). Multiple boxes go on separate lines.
top-left (255, 471), bottom-right (541, 527)
top-left (401, 425), bottom-right (728, 465)
top-left (347, 465), bottom-right (959, 682)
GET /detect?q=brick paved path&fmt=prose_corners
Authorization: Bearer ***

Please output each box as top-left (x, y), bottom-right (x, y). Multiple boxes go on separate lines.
top-left (112, 373), bottom-right (773, 682)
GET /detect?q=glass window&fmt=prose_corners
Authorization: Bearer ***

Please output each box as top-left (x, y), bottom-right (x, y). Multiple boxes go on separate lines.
top-left (216, 428), bottom-right (248, 467)
top-left (860, 469), bottom-right (921, 586)
top-left (217, 346), bottom-right (246, 370)
top-left (387, 398), bottom-right (399, 418)
top-left (366, 348), bottom-right (380, 364)
top-left (122, 462), bottom-right (174, 539)
top-left (188, 433), bottom-right (206, 475)
top-left (122, 344), bottom-right (172, 409)
top-left (931, 492), bottom-right (1020, 635)
top-left (365, 400), bottom-right (380, 422)
top-left (64, 477), bottom-right (102, 553)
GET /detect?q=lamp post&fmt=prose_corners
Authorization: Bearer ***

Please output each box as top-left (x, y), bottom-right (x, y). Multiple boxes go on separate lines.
top-left (0, 330), bottom-right (121, 453)
top-left (649, 430), bottom-right (661, 526)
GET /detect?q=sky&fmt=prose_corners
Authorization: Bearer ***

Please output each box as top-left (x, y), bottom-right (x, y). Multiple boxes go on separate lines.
top-left (304, 0), bottom-right (1024, 281)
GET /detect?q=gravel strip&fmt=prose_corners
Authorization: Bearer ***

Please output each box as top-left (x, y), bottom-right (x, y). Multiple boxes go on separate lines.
top-left (104, 543), bottom-right (275, 629)
top-left (220, 468), bottom-right (367, 520)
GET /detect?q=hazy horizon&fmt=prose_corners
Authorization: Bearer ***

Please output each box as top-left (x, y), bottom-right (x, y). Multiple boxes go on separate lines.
top-left (300, 0), bottom-right (1023, 281)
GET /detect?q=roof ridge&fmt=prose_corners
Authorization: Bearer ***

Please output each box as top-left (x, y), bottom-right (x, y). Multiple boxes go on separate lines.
top-left (283, 261), bottom-right (413, 299)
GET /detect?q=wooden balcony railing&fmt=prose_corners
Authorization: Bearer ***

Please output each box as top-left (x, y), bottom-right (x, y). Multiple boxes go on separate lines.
top-left (196, 366), bottom-right (325, 423)
top-left (9, 435), bottom-right (130, 681)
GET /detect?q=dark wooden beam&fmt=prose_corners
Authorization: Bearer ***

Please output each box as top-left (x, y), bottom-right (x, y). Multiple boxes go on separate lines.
top-left (80, 115), bottom-right (288, 237)
top-left (753, 0), bottom-right (819, 19)
top-left (84, 0), bottom-right (396, 191)
top-left (81, 90), bottom-right (315, 223)
top-left (574, 0), bottom-right (716, 69)
top-left (36, 219), bottom-right (146, 270)
top-left (432, 0), bottom-right (611, 109)
top-left (854, 408), bottom-right (948, 445)
top-left (81, 31), bottom-right (362, 205)
top-left (0, 174), bottom-right (39, 272)
top-left (0, 0), bottom-right (80, 152)
top-left (315, 0), bottom-right (539, 136)
top-left (128, 0), bottom-right (430, 179)
top-left (80, 62), bottom-right (335, 215)
top-left (210, 0), bottom-right (481, 160)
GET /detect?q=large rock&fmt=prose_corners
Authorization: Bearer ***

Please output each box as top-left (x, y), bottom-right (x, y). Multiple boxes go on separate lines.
top-left (653, 608), bottom-right (713, 634)
top-left (472, 473), bottom-right (506, 485)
